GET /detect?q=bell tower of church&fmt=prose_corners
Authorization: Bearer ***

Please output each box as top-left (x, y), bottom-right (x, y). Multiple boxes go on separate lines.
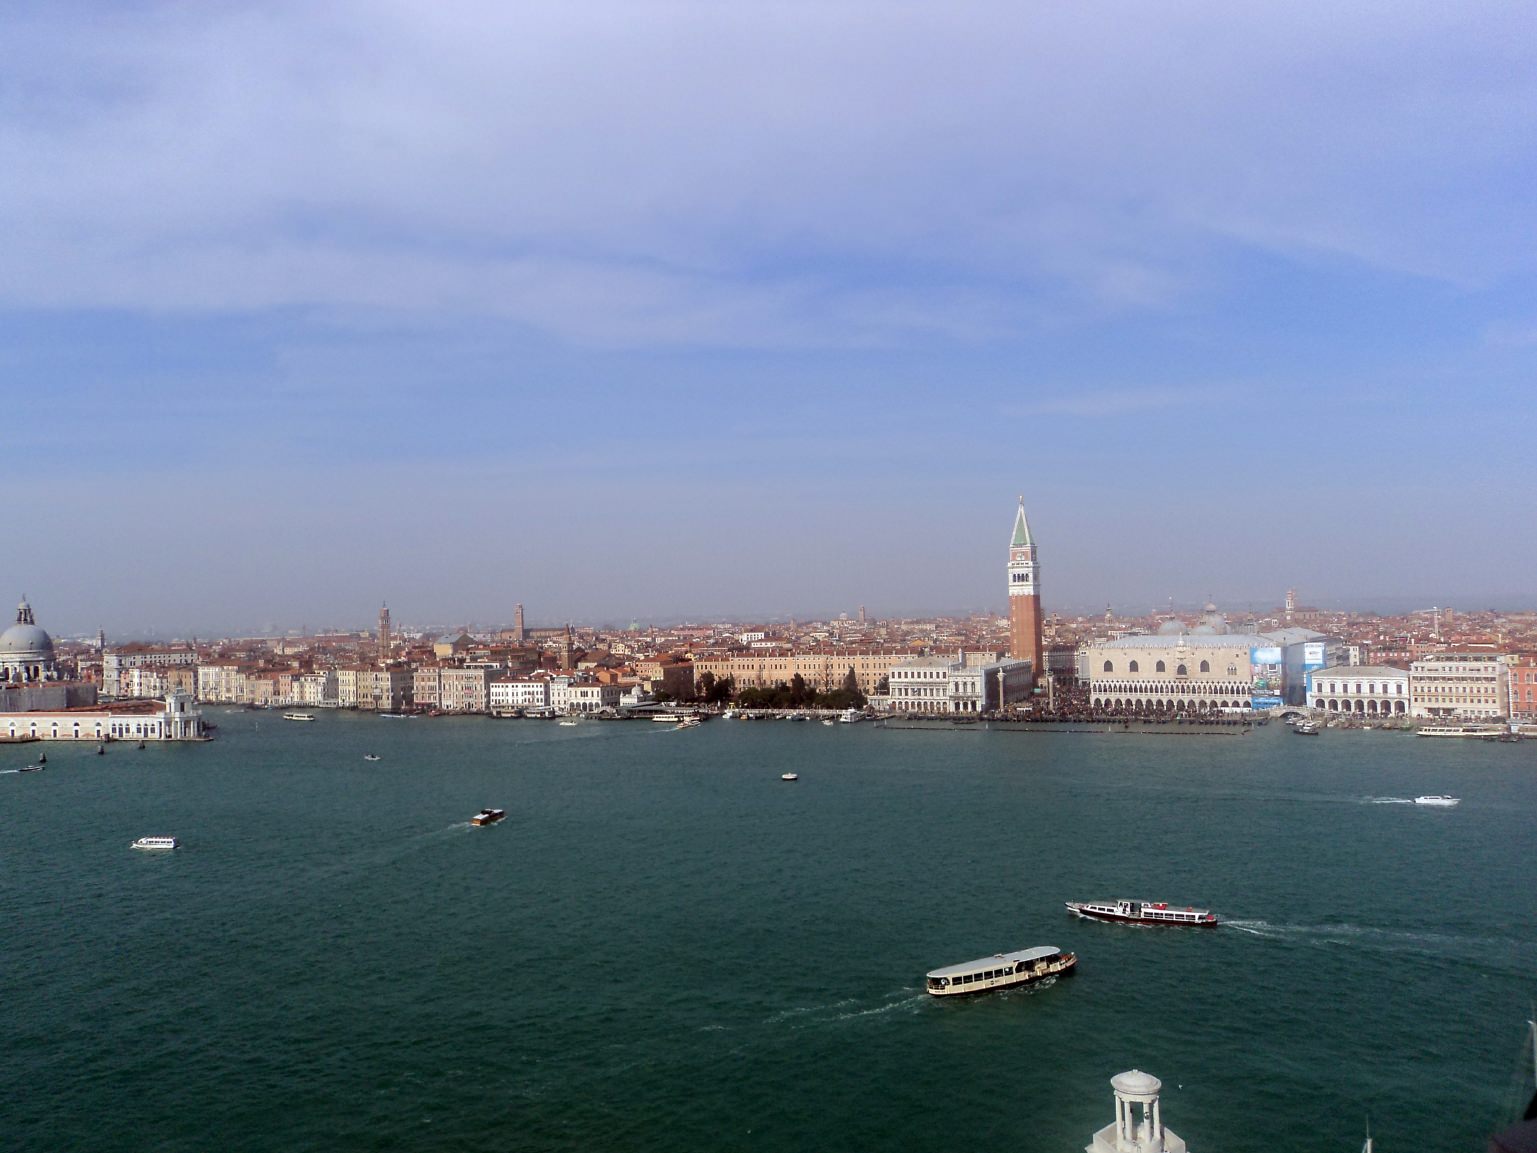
top-left (1007, 498), bottom-right (1044, 680)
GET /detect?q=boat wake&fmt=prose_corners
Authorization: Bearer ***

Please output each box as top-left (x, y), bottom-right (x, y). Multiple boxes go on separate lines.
top-left (766, 991), bottom-right (926, 1030)
top-left (1362, 795), bottom-right (1416, 805)
top-left (1220, 918), bottom-right (1528, 974)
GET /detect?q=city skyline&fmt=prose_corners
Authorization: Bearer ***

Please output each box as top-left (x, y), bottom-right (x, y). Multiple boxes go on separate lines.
top-left (6, 3), bottom-right (1536, 633)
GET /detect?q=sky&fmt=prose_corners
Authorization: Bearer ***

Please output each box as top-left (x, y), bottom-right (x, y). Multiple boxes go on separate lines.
top-left (4, 1), bottom-right (1536, 636)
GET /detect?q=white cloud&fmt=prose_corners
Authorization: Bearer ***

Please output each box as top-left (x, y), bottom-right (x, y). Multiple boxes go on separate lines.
top-left (1, 1), bottom-right (1533, 342)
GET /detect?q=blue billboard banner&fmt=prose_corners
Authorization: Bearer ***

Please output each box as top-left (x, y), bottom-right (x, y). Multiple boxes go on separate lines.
top-left (1302, 641), bottom-right (1327, 671)
top-left (1250, 646), bottom-right (1284, 707)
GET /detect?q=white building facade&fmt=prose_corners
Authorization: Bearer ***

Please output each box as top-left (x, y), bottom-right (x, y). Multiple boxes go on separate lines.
top-left (1410, 655), bottom-right (1510, 719)
top-left (1306, 665), bottom-right (1410, 715)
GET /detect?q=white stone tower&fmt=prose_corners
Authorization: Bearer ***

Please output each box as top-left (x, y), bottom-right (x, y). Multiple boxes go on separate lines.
top-left (1086, 1070), bottom-right (1187, 1153)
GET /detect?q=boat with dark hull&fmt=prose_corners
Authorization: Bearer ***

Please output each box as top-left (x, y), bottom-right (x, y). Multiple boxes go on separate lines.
top-left (1066, 899), bottom-right (1219, 926)
top-left (470, 808), bottom-right (506, 827)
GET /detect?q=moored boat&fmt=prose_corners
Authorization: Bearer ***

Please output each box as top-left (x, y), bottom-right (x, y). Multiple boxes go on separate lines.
top-left (470, 808), bottom-right (506, 826)
top-left (1066, 899), bottom-right (1219, 926)
top-left (131, 836), bottom-right (178, 850)
top-left (1292, 721), bottom-right (1319, 735)
top-left (926, 945), bottom-right (1076, 996)
top-left (1414, 794), bottom-right (1460, 807)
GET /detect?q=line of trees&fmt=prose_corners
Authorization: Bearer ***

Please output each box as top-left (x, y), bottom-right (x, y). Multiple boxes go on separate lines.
top-left (696, 669), bottom-right (866, 710)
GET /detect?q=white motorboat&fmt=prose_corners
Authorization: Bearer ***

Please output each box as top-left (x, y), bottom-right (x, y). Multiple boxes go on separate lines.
top-left (1413, 795), bottom-right (1460, 807)
top-left (131, 836), bottom-right (178, 850)
top-left (363, 753), bottom-right (381, 762)
top-left (781, 772), bottom-right (799, 781)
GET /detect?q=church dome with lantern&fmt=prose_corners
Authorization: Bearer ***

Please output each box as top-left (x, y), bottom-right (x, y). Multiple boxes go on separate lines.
top-left (0, 597), bottom-right (57, 683)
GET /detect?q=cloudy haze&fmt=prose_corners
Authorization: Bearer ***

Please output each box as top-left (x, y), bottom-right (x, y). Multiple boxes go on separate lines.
top-left (4, 1), bottom-right (1535, 635)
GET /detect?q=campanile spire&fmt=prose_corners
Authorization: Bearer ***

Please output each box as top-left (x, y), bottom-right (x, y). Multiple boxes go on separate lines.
top-left (1007, 499), bottom-right (1043, 680)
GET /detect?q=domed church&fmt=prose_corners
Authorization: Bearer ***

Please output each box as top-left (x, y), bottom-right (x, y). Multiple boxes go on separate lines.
top-left (0, 596), bottom-right (58, 684)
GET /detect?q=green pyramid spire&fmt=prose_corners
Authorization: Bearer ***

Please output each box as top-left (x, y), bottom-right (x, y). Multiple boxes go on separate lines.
top-left (1010, 497), bottom-right (1033, 548)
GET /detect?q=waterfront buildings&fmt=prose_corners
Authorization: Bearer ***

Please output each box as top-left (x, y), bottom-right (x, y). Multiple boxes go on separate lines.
top-left (885, 653), bottom-right (1033, 714)
top-left (1306, 665), bottom-right (1411, 715)
top-left (1409, 654), bottom-right (1510, 719)
top-left (1085, 632), bottom-right (1266, 714)
top-left (2, 691), bottom-right (206, 742)
top-left (1509, 654), bottom-right (1537, 722)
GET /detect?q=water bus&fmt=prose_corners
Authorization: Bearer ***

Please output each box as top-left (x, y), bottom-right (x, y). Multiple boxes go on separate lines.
top-left (132, 836), bottom-right (178, 850)
top-left (926, 945), bottom-right (1076, 996)
top-left (1066, 899), bottom-right (1219, 926)
top-left (282, 712), bottom-right (316, 722)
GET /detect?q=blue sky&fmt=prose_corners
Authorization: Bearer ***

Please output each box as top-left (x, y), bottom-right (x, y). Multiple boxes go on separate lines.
top-left (4, 1), bottom-right (1536, 635)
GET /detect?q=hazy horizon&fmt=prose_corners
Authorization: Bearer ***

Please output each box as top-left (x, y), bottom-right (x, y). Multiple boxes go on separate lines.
top-left (6, 3), bottom-right (1534, 635)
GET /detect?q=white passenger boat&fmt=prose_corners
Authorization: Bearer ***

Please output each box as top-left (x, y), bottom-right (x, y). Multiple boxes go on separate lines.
top-left (282, 712), bottom-right (316, 722)
top-left (1416, 725), bottom-right (1503, 738)
top-left (1414, 795), bottom-right (1460, 807)
top-left (131, 836), bottom-right (178, 850)
top-left (1066, 899), bottom-right (1219, 926)
top-left (839, 708), bottom-right (864, 724)
top-left (925, 945), bottom-right (1076, 996)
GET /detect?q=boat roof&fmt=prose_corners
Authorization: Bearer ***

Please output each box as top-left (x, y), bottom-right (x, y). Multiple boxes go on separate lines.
top-left (926, 946), bottom-right (1061, 978)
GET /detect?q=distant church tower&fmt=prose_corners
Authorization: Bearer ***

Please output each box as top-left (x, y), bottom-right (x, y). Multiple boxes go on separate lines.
top-left (513, 603), bottom-right (526, 645)
top-left (1007, 497), bottom-right (1044, 680)
top-left (377, 603), bottom-right (391, 663)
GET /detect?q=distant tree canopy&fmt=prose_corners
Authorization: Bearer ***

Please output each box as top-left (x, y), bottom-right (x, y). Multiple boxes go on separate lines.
top-left (732, 668), bottom-right (866, 711)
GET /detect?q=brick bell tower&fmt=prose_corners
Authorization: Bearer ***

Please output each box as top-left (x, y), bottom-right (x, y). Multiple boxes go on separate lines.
top-left (1007, 497), bottom-right (1043, 682)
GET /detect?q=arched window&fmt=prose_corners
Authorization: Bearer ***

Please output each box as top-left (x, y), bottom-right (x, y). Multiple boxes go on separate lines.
top-left (1227, 664), bottom-right (1237, 677)
top-left (1129, 660), bottom-right (1139, 673)
top-left (1103, 660), bottom-right (1114, 673)
top-left (1155, 660), bottom-right (1166, 673)
top-left (1199, 660), bottom-right (1210, 673)
top-left (1176, 664), bottom-right (1188, 677)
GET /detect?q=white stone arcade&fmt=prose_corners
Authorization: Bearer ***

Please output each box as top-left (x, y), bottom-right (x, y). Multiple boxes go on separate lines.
top-left (1086, 1069), bottom-right (1188, 1153)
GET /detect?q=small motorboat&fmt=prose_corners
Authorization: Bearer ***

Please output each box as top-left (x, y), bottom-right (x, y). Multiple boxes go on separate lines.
top-left (821, 719), bottom-right (835, 726)
top-left (18, 763), bottom-right (45, 773)
top-left (131, 836), bottom-right (178, 850)
top-left (1414, 795), bottom-right (1460, 807)
top-left (781, 772), bottom-right (799, 782)
top-left (557, 719), bottom-right (579, 727)
top-left (363, 753), bottom-right (381, 762)
top-left (471, 808), bottom-right (506, 826)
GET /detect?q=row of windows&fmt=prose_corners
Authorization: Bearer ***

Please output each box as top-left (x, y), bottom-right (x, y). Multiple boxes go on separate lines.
top-left (1102, 659), bottom-right (1234, 676)
top-left (1315, 682), bottom-right (1404, 695)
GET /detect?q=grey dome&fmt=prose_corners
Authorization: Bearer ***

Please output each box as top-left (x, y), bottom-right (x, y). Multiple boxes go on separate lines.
top-left (0, 622), bottom-right (53, 657)
top-left (1, 598), bottom-right (53, 659)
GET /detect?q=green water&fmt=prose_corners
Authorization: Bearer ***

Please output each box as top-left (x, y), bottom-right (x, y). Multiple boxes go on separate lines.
top-left (4, 714), bottom-right (1534, 1151)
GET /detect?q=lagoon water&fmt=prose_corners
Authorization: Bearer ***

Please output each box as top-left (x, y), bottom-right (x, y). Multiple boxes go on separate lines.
top-left (4, 713), bottom-right (1535, 1152)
